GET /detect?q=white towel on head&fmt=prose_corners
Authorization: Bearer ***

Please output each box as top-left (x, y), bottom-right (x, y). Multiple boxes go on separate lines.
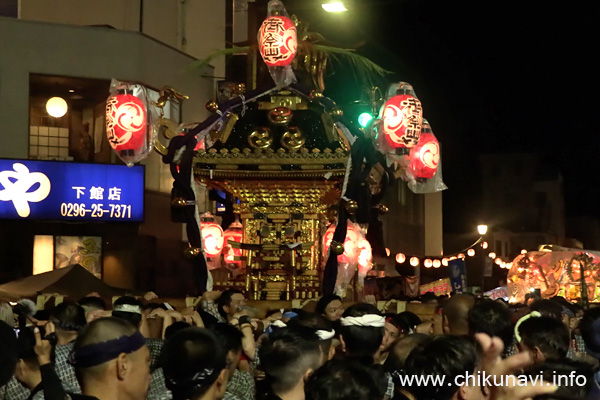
top-left (271, 320), bottom-right (287, 328)
top-left (316, 329), bottom-right (335, 340)
top-left (340, 314), bottom-right (385, 327)
top-left (112, 304), bottom-right (142, 315)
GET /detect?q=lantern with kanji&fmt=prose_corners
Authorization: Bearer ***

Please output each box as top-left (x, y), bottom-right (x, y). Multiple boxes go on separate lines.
top-left (408, 119), bottom-right (440, 179)
top-left (258, 15), bottom-right (297, 67)
top-left (380, 82), bottom-right (423, 152)
top-left (106, 88), bottom-right (149, 166)
top-left (223, 220), bottom-right (243, 269)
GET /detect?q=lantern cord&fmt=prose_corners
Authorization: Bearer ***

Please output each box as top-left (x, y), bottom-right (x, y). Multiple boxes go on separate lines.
top-left (340, 155), bottom-right (352, 202)
top-left (399, 236), bottom-right (488, 261)
top-left (448, 236), bottom-right (485, 258)
top-left (239, 95), bottom-right (247, 117)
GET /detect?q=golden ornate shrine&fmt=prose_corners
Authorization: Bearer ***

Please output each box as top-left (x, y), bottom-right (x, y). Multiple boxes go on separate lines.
top-left (195, 91), bottom-right (350, 300)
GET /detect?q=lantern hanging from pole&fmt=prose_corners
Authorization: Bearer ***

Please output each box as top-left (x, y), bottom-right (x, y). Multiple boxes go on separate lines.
top-left (258, 0), bottom-right (297, 88)
top-left (200, 213), bottom-right (225, 265)
top-left (323, 223), bottom-right (360, 265)
top-left (408, 119), bottom-right (440, 179)
top-left (223, 220), bottom-right (243, 269)
top-left (258, 15), bottom-right (297, 67)
top-left (106, 80), bottom-right (153, 166)
top-left (380, 82), bottom-right (423, 151)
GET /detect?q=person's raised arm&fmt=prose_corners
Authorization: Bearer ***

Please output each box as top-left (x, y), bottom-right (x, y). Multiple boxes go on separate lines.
top-left (476, 333), bottom-right (559, 400)
top-left (33, 324), bottom-right (68, 400)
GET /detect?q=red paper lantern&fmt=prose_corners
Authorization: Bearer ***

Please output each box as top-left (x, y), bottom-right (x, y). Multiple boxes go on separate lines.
top-left (223, 221), bottom-right (243, 267)
top-left (408, 121), bottom-right (440, 179)
top-left (357, 239), bottom-right (373, 273)
top-left (323, 223), bottom-right (359, 264)
top-left (258, 16), bottom-right (297, 67)
top-left (106, 91), bottom-right (147, 153)
top-left (201, 221), bottom-right (225, 257)
top-left (381, 94), bottom-right (423, 149)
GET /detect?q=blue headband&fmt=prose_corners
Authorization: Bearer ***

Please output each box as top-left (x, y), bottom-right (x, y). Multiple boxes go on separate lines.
top-left (166, 367), bottom-right (223, 398)
top-left (68, 331), bottom-right (146, 368)
top-left (282, 311), bottom-right (298, 319)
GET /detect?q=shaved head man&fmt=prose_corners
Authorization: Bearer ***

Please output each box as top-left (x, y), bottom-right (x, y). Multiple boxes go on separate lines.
top-left (442, 294), bottom-right (475, 336)
top-left (69, 317), bottom-right (151, 400)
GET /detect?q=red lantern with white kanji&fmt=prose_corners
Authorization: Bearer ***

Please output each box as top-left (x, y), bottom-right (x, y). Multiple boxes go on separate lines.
top-left (381, 87), bottom-right (423, 149)
top-left (258, 16), bottom-right (297, 67)
top-left (106, 90), bottom-right (148, 154)
top-left (223, 220), bottom-right (243, 268)
top-left (408, 120), bottom-right (440, 179)
top-left (201, 221), bottom-right (225, 258)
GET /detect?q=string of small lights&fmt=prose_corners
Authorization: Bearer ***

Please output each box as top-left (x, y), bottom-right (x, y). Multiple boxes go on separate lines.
top-left (391, 240), bottom-right (529, 270)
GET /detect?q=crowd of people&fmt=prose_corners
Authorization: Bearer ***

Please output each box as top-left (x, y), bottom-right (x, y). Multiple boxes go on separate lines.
top-left (1, 290), bottom-right (600, 400)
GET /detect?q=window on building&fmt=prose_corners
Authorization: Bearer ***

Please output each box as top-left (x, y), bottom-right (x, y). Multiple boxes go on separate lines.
top-left (29, 74), bottom-right (111, 163)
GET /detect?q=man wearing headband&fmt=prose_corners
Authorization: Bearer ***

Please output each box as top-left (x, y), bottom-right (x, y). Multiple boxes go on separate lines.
top-left (12, 323), bottom-right (77, 400)
top-left (338, 303), bottom-right (393, 399)
top-left (50, 302), bottom-right (87, 393)
top-left (69, 317), bottom-right (150, 400)
top-left (161, 327), bottom-right (228, 400)
top-left (339, 303), bottom-right (385, 361)
top-left (111, 296), bottom-right (164, 368)
top-left (515, 315), bottom-right (569, 364)
top-left (209, 324), bottom-right (254, 400)
top-left (112, 297), bottom-right (144, 327)
top-left (287, 313), bottom-right (337, 363)
top-left (259, 327), bottom-right (322, 400)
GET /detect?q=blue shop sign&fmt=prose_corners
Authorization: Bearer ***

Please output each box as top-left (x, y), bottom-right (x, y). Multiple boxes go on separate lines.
top-left (0, 159), bottom-right (144, 222)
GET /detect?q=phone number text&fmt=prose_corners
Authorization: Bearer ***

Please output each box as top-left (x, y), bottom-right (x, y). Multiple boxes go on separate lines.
top-left (60, 203), bottom-right (132, 219)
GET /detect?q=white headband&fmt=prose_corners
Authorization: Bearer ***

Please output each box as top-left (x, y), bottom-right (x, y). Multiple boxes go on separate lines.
top-left (514, 311), bottom-right (541, 343)
top-left (316, 329), bottom-right (335, 340)
top-left (271, 320), bottom-right (287, 328)
top-left (340, 315), bottom-right (385, 327)
top-left (113, 304), bottom-right (142, 315)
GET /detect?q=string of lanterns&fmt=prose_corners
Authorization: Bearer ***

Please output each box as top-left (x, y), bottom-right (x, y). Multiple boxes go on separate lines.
top-left (394, 240), bottom-right (516, 269)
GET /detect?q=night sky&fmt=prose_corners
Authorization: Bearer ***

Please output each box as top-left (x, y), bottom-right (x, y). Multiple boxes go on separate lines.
top-left (284, 0), bottom-right (600, 233)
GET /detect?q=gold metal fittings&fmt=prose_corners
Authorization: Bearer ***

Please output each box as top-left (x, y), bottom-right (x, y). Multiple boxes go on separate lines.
top-left (248, 127), bottom-right (273, 149)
